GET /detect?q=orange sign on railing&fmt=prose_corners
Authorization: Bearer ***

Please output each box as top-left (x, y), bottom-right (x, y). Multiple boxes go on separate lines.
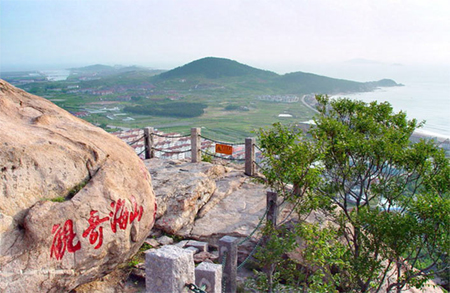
top-left (215, 144), bottom-right (233, 155)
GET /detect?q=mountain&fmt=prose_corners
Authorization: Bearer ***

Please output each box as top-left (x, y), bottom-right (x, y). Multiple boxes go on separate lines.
top-left (70, 64), bottom-right (151, 77)
top-left (277, 71), bottom-right (372, 94)
top-left (154, 57), bottom-right (402, 95)
top-left (66, 58), bottom-right (402, 95)
top-left (70, 64), bottom-right (115, 72)
top-left (158, 57), bottom-right (278, 80)
top-left (368, 79), bottom-right (404, 87)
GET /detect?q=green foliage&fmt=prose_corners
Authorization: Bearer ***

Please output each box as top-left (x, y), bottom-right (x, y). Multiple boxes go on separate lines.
top-left (312, 95), bottom-right (449, 292)
top-left (256, 122), bottom-right (322, 203)
top-left (201, 151), bottom-right (213, 163)
top-left (249, 225), bottom-right (299, 292)
top-left (127, 257), bottom-right (140, 268)
top-left (256, 95), bottom-right (450, 292)
top-left (296, 224), bottom-right (349, 292)
top-left (139, 242), bottom-right (153, 252)
top-left (249, 223), bottom-right (348, 292)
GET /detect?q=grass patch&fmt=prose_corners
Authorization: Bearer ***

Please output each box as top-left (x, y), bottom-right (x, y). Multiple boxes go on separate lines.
top-left (67, 180), bottom-right (89, 199)
top-left (49, 196), bottom-right (66, 203)
top-left (127, 242), bottom-right (154, 269)
top-left (45, 179), bottom-right (89, 203)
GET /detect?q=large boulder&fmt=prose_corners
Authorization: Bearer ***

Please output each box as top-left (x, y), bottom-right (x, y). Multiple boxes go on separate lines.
top-left (0, 80), bottom-right (156, 292)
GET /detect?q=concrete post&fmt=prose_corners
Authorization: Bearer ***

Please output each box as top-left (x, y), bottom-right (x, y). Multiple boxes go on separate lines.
top-left (266, 191), bottom-right (278, 228)
top-left (191, 127), bottom-right (201, 163)
top-left (144, 127), bottom-right (154, 159)
top-left (245, 137), bottom-right (255, 176)
top-left (195, 262), bottom-right (223, 293)
top-left (219, 236), bottom-right (239, 293)
top-left (145, 245), bottom-right (195, 293)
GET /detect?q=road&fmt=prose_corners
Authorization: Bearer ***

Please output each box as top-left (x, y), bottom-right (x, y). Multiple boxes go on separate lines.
top-left (301, 95), bottom-right (319, 114)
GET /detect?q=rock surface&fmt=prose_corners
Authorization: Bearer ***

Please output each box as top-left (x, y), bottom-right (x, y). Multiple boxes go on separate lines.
top-left (0, 80), bottom-right (156, 292)
top-left (145, 158), bottom-right (267, 243)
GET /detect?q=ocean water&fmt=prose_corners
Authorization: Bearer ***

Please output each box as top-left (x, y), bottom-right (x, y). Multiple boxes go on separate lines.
top-left (337, 81), bottom-right (450, 139)
top-left (325, 64), bottom-right (450, 139)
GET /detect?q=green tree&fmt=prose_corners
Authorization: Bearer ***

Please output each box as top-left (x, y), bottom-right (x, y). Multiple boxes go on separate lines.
top-left (254, 122), bottom-right (345, 292)
top-left (256, 95), bottom-right (450, 292)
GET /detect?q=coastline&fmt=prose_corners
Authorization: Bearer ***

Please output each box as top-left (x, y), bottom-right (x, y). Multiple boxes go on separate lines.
top-left (412, 129), bottom-right (450, 143)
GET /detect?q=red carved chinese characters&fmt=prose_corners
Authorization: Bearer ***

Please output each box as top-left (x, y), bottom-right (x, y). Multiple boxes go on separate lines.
top-left (50, 219), bottom-right (81, 260)
top-left (129, 195), bottom-right (144, 223)
top-left (82, 210), bottom-right (109, 249)
top-left (109, 199), bottom-right (129, 233)
top-left (51, 197), bottom-right (145, 260)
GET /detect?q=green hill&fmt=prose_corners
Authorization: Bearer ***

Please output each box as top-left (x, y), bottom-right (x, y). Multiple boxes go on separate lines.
top-left (67, 57), bottom-right (402, 96)
top-left (276, 71), bottom-right (372, 94)
top-left (154, 57), bottom-right (401, 95)
top-left (158, 57), bottom-right (278, 80)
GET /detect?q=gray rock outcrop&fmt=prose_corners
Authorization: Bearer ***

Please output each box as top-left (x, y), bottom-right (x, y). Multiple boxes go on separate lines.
top-left (146, 158), bottom-right (268, 243)
top-left (0, 80), bottom-right (156, 292)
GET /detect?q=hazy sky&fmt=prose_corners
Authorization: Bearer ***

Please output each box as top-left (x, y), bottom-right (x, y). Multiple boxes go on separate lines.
top-left (1, 0), bottom-right (449, 73)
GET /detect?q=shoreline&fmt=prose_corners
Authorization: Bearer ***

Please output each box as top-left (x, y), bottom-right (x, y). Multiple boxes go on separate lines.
top-left (412, 129), bottom-right (449, 143)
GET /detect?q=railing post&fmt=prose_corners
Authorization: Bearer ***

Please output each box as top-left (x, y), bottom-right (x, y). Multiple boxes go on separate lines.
top-left (191, 127), bottom-right (201, 163)
top-left (219, 236), bottom-right (238, 293)
top-left (266, 191), bottom-right (278, 227)
top-left (145, 245), bottom-right (195, 293)
top-left (144, 127), bottom-right (154, 159)
top-left (245, 137), bottom-right (255, 176)
top-left (195, 262), bottom-right (223, 293)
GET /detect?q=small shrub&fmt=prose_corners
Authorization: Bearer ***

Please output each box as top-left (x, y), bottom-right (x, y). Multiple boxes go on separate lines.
top-left (202, 152), bottom-right (213, 163)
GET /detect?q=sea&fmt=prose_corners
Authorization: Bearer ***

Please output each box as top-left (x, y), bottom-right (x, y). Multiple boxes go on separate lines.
top-left (340, 81), bottom-right (450, 139)
top-left (321, 63), bottom-right (450, 140)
